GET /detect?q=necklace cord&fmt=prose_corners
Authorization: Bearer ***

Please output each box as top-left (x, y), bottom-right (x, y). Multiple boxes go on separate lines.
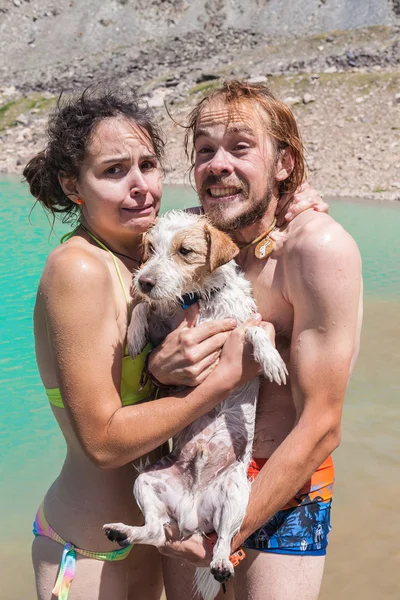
top-left (78, 224), bottom-right (137, 308)
top-left (238, 217), bottom-right (277, 251)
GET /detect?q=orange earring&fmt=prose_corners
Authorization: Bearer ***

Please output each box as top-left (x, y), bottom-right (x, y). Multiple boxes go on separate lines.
top-left (75, 198), bottom-right (83, 205)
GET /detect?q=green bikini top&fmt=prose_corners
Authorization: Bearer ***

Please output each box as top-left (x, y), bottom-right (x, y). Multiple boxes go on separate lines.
top-left (45, 225), bottom-right (154, 409)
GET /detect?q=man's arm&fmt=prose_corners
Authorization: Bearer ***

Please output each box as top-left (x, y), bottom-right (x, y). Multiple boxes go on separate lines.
top-left (234, 214), bottom-right (362, 548)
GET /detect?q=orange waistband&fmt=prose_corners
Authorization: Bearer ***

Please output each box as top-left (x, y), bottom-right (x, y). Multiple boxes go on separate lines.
top-left (248, 455), bottom-right (334, 509)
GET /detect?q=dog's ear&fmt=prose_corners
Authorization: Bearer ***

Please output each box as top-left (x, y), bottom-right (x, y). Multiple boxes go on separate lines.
top-left (205, 222), bottom-right (239, 272)
top-left (141, 232), bottom-right (153, 264)
top-left (141, 235), bottom-right (149, 264)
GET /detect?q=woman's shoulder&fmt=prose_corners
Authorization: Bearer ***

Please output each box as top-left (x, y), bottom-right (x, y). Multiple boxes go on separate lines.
top-left (39, 237), bottom-right (111, 300)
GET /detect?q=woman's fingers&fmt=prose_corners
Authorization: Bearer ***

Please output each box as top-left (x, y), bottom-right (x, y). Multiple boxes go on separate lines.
top-left (183, 353), bottom-right (221, 386)
top-left (184, 318), bottom-right (237, 345)
top-left (175, 303), bottom-right (199, 329)
top-left (181, 330), bottom-right (230, 364)
top-left (148, 317), bottom-right (236, 387)
top-left (276, 182), bottom-right (328, 226)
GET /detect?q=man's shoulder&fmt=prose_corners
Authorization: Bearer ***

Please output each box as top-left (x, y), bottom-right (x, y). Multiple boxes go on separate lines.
top-left (283, 210), bottom-right (360, 276)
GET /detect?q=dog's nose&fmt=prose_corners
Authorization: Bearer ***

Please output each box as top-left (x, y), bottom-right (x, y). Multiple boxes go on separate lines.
top-left (138, 273), bottom-right (156, 293)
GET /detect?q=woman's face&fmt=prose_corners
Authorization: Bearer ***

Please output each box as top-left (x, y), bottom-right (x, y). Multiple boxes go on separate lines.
top-left (71, 116), bottom-right (162, 238)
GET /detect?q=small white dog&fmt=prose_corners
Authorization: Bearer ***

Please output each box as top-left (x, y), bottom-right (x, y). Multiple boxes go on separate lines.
top-left (104, 211), bottom-right (287, 600)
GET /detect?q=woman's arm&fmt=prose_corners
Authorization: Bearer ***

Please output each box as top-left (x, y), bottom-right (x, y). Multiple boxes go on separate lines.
top-left (40, 247), bottom-right (261, 469)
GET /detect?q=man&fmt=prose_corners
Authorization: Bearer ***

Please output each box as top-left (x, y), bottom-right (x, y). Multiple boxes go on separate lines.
top-left (150, 80), bottom-right (362, 599)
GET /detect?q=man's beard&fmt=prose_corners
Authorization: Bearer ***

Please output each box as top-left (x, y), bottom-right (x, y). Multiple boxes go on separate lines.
top-left (202, 179), bottom-right (274, 233)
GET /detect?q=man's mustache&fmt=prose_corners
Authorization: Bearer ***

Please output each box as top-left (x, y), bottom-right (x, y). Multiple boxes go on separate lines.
top-left (200, 176), bottom-right (247, 195)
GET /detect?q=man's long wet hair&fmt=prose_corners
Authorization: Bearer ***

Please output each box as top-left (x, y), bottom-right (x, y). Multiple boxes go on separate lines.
top-left (23, 85), bottom-right (165, 222)
top-left (184, 79), bottom-right (306, 195)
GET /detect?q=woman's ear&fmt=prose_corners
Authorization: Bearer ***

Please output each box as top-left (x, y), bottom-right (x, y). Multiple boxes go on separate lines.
top-left (275, 147), bottom-right (295, 183)
top-left (58, 173), bottom-right (81, 204)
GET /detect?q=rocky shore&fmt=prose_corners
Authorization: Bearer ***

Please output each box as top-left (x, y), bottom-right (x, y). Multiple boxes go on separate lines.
top-left (1, 7), bottom-right (399, 201)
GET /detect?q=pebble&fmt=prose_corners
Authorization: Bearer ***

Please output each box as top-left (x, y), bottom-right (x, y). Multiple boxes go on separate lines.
top-left (15, 114), bottom-right (30, 126)
top-left (248, 75), bottom-right (268, 84)
top-left (284, 96), bottom-right (302, 106)
top-left (148, 89), bottom-right (169, 108)
top-left (303, 93), bottom-right (315, 104)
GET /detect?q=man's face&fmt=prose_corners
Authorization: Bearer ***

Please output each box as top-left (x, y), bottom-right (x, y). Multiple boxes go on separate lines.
top-left (193, 100), bottom-right (278, 232)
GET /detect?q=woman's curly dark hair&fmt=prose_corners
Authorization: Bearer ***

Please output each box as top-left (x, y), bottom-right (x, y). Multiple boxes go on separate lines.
top-left (23, 85), bottom-right (165, 222)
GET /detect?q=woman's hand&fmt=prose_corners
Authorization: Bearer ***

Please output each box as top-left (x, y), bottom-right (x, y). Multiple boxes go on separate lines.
top-left (148, 304), bottom-right (237, 387)
top-left (217, 315), bottom-right (277, 388)
top-left (276, 182), bottom-right (329, 226)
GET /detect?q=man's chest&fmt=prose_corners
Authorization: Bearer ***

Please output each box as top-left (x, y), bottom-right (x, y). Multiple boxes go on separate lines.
top-left (246, 257), bottom-right (293, 351)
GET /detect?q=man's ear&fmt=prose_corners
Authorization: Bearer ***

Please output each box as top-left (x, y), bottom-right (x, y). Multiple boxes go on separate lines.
top-left (58, 173), bottom-right (80, 203)
top-left (205, 222), bottom-right (239, 272)
top-left (275, 147), bottom-right (294, 183)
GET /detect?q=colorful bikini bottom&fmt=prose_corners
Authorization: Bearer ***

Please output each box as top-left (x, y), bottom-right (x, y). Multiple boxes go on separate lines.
top-left (33, 503), bottom-right (133, 599)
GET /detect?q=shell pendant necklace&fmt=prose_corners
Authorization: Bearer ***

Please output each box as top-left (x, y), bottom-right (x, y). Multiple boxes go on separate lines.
top-left (238, 217), bottom-right (277, 259)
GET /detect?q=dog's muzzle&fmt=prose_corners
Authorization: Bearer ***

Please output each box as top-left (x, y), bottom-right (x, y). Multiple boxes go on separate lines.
top-left (138, 273), bottom-right (156, 293)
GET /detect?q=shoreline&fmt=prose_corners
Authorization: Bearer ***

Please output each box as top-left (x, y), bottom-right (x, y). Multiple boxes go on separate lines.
top-left (1, 24), bottom-right (400, 204)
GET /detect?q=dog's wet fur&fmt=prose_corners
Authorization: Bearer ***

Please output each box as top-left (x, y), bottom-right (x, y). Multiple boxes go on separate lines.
top-left (104, 211), bottom-right (287, 600)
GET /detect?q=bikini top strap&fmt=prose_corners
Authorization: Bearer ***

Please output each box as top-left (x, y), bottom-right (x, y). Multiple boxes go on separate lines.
top-left (60, 225), bottom-right (80, 244)
top-left (61, 225), bottom-right (131, 309)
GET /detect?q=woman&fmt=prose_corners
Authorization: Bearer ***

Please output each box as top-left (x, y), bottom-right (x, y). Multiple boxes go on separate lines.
top-left (24, 86), bottom-right (325, 600)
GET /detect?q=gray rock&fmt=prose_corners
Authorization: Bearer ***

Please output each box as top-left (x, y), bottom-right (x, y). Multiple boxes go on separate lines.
top-left (303, 93), bottom-right (315, 104)
top-left (148, 89), bottom-right (169, 108)
top-left (284, 96), bottom-right (302, 107)
top-left (248, 75), bottom-right (268, 84)
top-left (195, 73), bottom-right (219, 83)
top-left (15, 114), bottom-right (30, 126)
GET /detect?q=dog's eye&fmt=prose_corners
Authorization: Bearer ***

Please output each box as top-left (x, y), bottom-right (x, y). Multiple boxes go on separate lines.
top-left (179, 247), bottom-right (192, 256)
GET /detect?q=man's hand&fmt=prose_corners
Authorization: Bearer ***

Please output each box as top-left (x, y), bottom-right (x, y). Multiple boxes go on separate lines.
top-left (158, 522), bottom-right (214, 567)
top-left (276, 182), bottom-right (329, 226)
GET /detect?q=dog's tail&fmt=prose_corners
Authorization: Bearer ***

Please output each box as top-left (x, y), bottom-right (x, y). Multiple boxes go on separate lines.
top-left (194, 568), bottom-right (220, 600)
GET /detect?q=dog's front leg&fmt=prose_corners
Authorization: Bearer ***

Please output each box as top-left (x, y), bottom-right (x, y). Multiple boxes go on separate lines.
top-left (127, 302), bottom-right (149, 358)
top-left (245, 326), bottom-right (288, 385)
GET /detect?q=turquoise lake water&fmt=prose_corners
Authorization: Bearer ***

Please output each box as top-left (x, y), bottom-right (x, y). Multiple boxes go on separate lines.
top-left (1, 175), bottom-right (399, 599)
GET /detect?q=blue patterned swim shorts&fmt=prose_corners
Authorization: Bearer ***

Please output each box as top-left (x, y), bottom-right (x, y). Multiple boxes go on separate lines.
top-left (243, 498), bottom-right (332, 556)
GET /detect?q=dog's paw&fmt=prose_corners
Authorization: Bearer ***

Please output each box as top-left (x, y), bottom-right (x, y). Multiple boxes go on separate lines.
top-left (261, 348), bottom-right (288, 386)
top-left (210, 557), bottom-right (234, 583)
top-left (103, 523), bottom-right (132, 548)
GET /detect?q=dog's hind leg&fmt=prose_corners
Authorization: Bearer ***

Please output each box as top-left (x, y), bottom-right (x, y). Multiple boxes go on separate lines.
top-left (211, 463), bottom-right (250, 582)
top-left (197, 462), bottom-right (251, 590)
top-left (103, 475), bottom-right (169, 548)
